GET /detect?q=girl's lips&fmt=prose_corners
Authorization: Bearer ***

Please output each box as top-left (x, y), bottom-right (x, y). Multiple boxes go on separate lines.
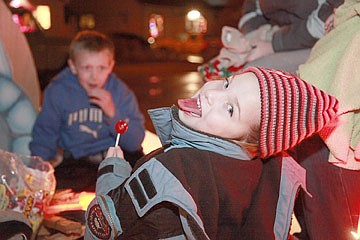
top-left (177, 95), bottom-right (202, 117)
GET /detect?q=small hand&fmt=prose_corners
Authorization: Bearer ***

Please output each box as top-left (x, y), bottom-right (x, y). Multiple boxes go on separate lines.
top-left (87, 88), bottom-right (115, 118)
top-left (324, 13), bottom-right (335, 35)
top-left (355, 141), bottom-right (360, 161)
top-left (246, 39), bottom-right (274, 62)
top-left (105, 146), bottom-right (124, 159)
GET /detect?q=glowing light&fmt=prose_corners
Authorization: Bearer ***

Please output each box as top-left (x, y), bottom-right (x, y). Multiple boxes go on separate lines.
top-left (181, 72), bottom-right (204, 94)
top-left (148, 76), bottom-right (160, 84)
top-left (186, 82), bottom-right (201, 92)
top-left (79, 14), bottom-right (95, 29)
top-left (352, 231), bottom-right (360, 240)
top-left (12, 12), bottom-right (36, 33)
top-left (187, 55), bottom-right (204, 64)
top-left (351, 213), bottom-right (360, 239)
top-left (187, 10), bottom-right (201, 21)
top-left (45, 191), bottom-right (95, 215)
top-left (78, 192), bottom-right (95, 210)
top-left (12, 14), bottom-right (21, 26)
top-left (33, 5), bottom-right (51, 30)
top-left (147, 37), bottom-right (155, 45)
top-left (185, 10), bottom-right (207, 34)
top-left (148, 88), bottom-right (163, 96)
top-left (142, 130), bottom-right (161, 154)
top-left (149, 14), bottom-right (164, 38)
top-left (9, 0), bottom-right (33, 9)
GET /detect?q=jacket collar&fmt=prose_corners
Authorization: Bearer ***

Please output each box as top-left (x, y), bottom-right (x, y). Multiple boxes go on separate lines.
top-left (148, 106), bottom-right (251, 160)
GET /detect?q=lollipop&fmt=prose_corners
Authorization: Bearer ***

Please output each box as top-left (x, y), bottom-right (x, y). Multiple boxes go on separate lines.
top-left (115, 120), bottom-right (128, 146)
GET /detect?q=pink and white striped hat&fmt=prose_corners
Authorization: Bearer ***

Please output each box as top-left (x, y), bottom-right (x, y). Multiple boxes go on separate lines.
top-left (242, 66), bottom-right (339, 158)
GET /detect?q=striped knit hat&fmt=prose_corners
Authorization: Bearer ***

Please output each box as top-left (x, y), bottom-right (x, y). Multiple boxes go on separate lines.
top-left (242, 67), bottom-right (339, 158)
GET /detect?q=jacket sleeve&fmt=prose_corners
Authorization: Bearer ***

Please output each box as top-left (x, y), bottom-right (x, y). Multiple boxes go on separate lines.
top-left (240, 0), bottom-right (344, 52)
top-left (239, 0), bottom-right (268, 33)
top-left (272, 0), bottom-right (343, 51)
top-left (30, 85), bottom-right (62, 160)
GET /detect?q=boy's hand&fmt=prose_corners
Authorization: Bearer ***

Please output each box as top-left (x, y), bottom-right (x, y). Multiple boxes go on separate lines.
top-left (88, 88), bottom-right (115, 118)
top-left (106, 146), bottom-right (124, 159)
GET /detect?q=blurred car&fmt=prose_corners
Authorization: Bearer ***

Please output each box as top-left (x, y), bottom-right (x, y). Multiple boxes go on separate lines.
top-left (110, 32), bottom-right (186, 63)
top-left (153, 33), bottom-right (208, 55)
top-left (109, 32), bottom-right (154, 64)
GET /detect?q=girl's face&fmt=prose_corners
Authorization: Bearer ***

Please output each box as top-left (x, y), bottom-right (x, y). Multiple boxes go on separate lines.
top-left (178, 72), bottom-right (261, 141)
top-left (68, 49), bottom-right (115, 94)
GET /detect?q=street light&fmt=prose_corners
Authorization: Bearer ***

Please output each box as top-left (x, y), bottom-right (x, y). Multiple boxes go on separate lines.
top-left (185, 9), bottom-right (207, 35)
top-left (187, 10), bottom-right (201, 21)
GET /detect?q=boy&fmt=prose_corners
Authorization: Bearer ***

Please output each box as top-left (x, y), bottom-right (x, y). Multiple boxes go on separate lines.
top-left (85, 67), bottom-right (339, 239)
top-left (30, 30), bottom-right (145, 192)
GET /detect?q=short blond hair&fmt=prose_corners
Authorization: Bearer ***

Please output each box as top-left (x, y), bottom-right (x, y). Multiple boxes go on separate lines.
top-left (69, 30), bottom-right (115, 60)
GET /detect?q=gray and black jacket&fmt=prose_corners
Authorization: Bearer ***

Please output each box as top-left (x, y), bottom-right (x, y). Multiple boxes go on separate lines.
top-left (85, 106), bottom-right (309, 240)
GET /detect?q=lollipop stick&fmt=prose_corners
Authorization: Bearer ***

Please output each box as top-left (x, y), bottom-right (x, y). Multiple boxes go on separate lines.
top-left (115, 134), bottom-right (120, 146)
top-left (115, 133), bottom-right (120, 147)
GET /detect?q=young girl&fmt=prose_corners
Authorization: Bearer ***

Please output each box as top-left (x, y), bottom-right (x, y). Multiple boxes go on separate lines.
top-left (85, 66), bottom-right (338, 239)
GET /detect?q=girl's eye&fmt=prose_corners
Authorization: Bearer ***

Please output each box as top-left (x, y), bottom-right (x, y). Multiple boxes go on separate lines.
top-left (227, 104), bottom-right (234, 117)
top-left (223, 78), bottom-right (230, 89)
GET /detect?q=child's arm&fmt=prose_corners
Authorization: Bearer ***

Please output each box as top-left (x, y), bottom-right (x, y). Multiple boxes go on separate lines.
top-left (96, 146), bottom-right (131, 195)
top-left (30, 87), bottom-right (62, 161)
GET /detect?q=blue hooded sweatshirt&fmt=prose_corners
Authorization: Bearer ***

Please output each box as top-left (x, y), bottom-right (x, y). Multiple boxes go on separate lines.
top-left (30, 67), bottom-right (145, 160)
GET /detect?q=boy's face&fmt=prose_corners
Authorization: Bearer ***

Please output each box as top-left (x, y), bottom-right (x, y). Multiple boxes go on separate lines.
top-left (178, 72), bottom-right (261, 140)
top-left (68, 49), bottom-right (115, 94)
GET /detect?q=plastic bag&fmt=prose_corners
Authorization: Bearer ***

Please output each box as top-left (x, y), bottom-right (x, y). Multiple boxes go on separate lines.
top-left (0, 149), bottom-right (56, 232)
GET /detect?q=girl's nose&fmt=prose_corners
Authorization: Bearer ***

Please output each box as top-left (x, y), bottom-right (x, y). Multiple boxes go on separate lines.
top-left (204, 89), bottom-right (224, 105)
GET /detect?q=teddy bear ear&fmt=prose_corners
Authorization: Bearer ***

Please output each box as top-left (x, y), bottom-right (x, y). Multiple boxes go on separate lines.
top-left (221, 26), bottom-right (252, 53)
top-left (243, 66), bottom-right (339, 158)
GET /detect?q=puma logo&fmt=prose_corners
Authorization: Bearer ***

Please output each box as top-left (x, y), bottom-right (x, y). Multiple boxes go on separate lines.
top-left (79, 124), bottom-right (101, 139)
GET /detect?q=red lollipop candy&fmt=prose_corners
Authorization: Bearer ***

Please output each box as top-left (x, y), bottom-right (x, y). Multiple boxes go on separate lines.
top-left (115, 120), bottom-right (128, 134)
top-left (115, 120), bottom-right (128, 146)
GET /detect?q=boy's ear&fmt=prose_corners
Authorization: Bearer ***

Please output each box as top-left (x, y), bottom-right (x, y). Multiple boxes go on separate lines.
top-left (68, 59), bottom-right (77, 74)
top-left (109, 59), bottom-right (115, 70)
